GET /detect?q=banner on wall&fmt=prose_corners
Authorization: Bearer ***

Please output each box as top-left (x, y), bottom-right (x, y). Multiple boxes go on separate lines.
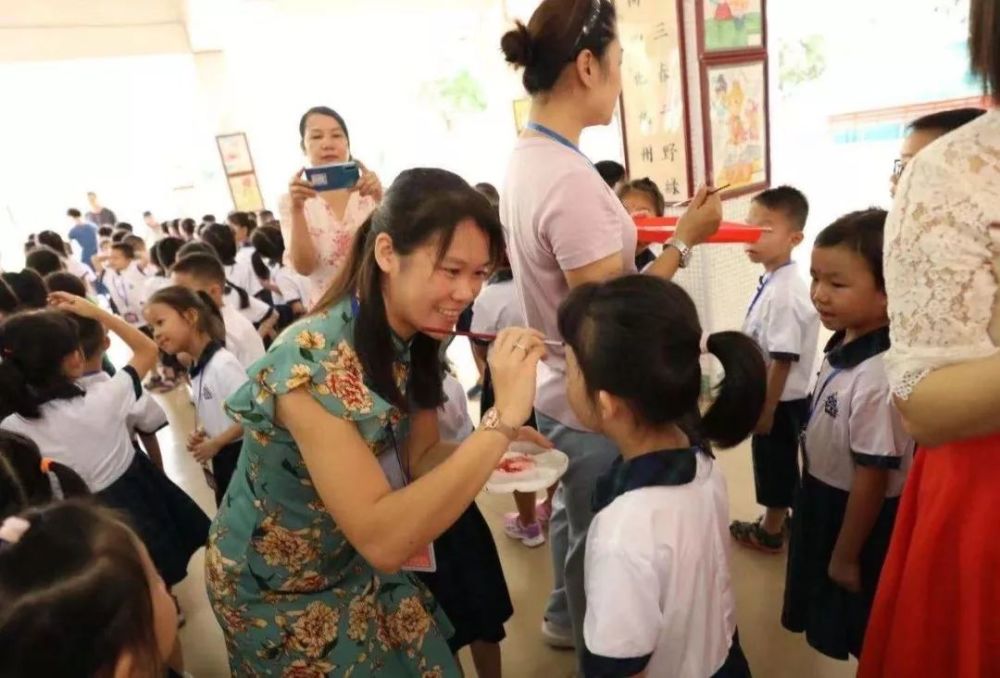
top-left (215, 132), bottom-right (265, 212)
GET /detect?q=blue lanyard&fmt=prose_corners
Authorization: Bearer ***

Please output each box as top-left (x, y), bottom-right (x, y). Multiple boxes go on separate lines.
top-left (807, 364), bottom-right (843, 425)
top-left (746, 262), bottom-right (793, 318)
top-left (525, 122), bottom-right (593, 166)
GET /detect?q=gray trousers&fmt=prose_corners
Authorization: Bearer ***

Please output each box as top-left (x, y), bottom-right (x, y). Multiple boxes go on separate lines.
top-left (536, 412), bottom-right (620, 670)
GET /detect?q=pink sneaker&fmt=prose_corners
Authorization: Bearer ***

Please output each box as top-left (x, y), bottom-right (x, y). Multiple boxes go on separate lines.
top-left (504, 514), bottom-right (546, 548)
top-left (535, 500), bottom-right (552, 526)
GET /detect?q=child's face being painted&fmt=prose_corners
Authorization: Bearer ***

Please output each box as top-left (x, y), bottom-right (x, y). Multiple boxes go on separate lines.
top-left (171, 271), bottom-right (224, 308)
top-left (620, 189), bottom-right (658, 218)
top-left (144, 302), bottom-right (199, 356)
top-left (810, 245), bottom-right (887, 336)
top-left (745, 202), bottom-right (803, 269)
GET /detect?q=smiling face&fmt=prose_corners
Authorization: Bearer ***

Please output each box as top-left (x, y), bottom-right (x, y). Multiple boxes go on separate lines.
top-left (144, 301), bottom-right (199, 355)
top-left (810, 244), bottom-right (887, 337)
top-left (302, 113), bottom-right (350, 167)
top-left (379, 219), bottom-right (492, 339)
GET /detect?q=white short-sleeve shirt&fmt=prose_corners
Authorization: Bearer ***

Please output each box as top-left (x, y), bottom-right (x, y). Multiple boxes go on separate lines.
top-left (78, 371), bottom-right (168, 438)
top-left (224, 288), bottom-right (273, 326)
top-left (0, 368), bottom-right (140, 491)
top-left (584, 450), bottom-right (738, 678)
top-left (742, 262), bottom-right (820, 401)
top-left (140, 274), bottom-right (171, 308)
top-left (108, 262), bottom-right (150, 327)
top-left (190, 343), bottom-right (246, 437)
top-left (803, 328), bottom-right (914, 497)
top-left (437, 374), bottom-right (474, 443)
top-left (222, 303), bottom-right (266, 368)
top-left (228, 247), bottom-right (264, 297)
top-left (270, 263), bottom-right (307, 307)
top-left (470, 276), bottom-right (524, 336)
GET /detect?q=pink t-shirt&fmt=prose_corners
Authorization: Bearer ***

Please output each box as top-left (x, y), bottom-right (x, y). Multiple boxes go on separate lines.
top-left (501, 136), bottom-right (637, 430)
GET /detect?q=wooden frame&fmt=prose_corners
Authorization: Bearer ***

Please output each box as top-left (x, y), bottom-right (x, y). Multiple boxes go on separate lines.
top-left (227, 174), bottom-right (265, 212)
top-left (700, 54), bottom-right (771, 200)
top-left (696, 0), bottom-right (767, 57)
top-left (617, 0), bottom-right (694, 200)
top-left (215, 133), bottom-right (256, 176)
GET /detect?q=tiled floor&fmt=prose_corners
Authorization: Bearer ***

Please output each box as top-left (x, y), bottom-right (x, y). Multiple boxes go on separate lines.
top-left (155, 375), bottom-right (856, 678)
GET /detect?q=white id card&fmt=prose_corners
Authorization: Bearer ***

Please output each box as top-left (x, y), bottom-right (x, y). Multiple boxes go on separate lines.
top-left (377, 447), bottom-right (437, 573)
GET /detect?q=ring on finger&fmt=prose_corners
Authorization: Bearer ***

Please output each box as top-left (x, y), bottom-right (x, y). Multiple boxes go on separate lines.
top-left (513, 342), bottom-right (528, 352)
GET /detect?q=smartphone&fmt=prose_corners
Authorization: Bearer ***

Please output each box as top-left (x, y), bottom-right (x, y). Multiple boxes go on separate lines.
top-left (304, 162), bottom-right (360, 192)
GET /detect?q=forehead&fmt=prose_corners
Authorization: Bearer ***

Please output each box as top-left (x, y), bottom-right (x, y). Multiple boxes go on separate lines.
top-left (811, 244), bottom-right (870, 273)
top-left (900, 128), bottom-right (945, 158)
top-left (430, 219), bottom-right (493, 268)
top-left (748, 202), bottom-right (793, 228)
top-left (621, 189), bottom-right (655, 205)
top-left (305, 114), bottom-right (344, 134)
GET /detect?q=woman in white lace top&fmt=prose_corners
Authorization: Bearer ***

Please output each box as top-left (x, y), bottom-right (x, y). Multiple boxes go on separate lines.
top-left (280, 106), bottom-right (383, 306)
top-left (860, 4), bottom-right (1000, 675)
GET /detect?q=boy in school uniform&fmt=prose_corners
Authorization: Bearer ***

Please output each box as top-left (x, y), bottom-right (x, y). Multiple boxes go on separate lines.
top-left (731, 186), bottom-right (820, 553)
top-left (105, 242), bottom-right (151, 331)
top-left (170, 253), bottom-right (266, 368)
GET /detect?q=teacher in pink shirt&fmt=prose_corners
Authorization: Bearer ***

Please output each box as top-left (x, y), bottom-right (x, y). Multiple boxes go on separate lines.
top-left (499, 0), bottom-right (723, 668)
top-left (281, 106), bottom-right (384, 306)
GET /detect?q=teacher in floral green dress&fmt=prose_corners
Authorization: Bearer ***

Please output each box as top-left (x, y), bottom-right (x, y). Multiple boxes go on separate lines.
top-left (205, 168), bottom-right (547, 677)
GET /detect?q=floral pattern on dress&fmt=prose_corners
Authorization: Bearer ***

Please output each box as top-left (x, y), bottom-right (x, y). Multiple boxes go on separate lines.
top-left (208, 298), bottom-right (457, 676)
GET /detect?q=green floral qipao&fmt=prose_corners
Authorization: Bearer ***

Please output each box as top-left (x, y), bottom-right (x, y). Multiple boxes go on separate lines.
top-left (205, 298), bottom-right (457, 677)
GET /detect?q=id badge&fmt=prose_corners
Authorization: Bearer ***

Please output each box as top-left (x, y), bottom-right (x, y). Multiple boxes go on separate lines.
top-left (401, 542), bottom-right (437, 573)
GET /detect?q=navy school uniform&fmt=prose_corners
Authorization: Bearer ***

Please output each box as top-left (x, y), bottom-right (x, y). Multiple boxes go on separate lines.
top-left (782, 327), bottom-right (914, 659)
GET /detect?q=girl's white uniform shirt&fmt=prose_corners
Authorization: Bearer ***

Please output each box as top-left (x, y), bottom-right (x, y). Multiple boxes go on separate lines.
top-left (221, 303), bottom-right (266, 368)
top-left (190, 343), bottom-right (246, 437)
top-left (470, 276), bottom-right (524, 335)
top-left (270, 263), bottom-right (307, 307)
top-left (108, 262), bottom-right (150, 327)
top-left (584, 451), bottom-right (737, 678)
top-left (78, 370), bottom-right (168, 439)
top-left (0, 367), bottom-right (141, 491)
top-left (140, 274), bottom-right (171, 308)
top-left (437, 374), bottom-right (474, 443)
top-left (224, 288), bottom-right (273, 326)
top-left (227, 249), bottom-right (264, 297)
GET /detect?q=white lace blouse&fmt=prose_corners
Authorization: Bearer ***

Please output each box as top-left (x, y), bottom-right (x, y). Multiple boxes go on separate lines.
top-left (884, 109), bottom-right (1000, 399)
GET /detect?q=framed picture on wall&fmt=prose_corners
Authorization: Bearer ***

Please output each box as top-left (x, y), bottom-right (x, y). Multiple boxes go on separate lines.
top-left (227, 173), bottom-right (264, 212)
top-left (216, 133), bottom-right (255, 176)
top-left (701, 56), bottom-right (770, 199)
top-left (697, 0), bottom-right (766, 55)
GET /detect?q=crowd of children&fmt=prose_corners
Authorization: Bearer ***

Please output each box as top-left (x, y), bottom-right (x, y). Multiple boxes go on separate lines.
top-left (0, 96), bottom-right (991, 677)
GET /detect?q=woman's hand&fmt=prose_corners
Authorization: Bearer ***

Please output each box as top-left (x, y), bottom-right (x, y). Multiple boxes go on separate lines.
top-left (352, 160), bottom-right (383, 202)
top-left (675, 185), bottom-right (723, 246)
top-left (47, 291), bottom-right (102, 320)
top-left (289, 168), bottom-right (318, 210)
top-left (489, 327), bottom-right (546, 428)
top-left (515, 427), bottom-right (554, 450)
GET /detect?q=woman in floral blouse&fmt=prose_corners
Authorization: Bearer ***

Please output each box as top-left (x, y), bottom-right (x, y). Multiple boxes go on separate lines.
top-left (207, 168), bottom-right (548, 676)
top-left (280, 106), bottom-right (384, 306)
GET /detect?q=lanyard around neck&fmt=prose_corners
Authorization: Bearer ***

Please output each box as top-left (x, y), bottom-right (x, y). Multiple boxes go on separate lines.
top-left (746, 261), bottom-right (794, 317)
top-left (525, 122), bottom-right (592, 166)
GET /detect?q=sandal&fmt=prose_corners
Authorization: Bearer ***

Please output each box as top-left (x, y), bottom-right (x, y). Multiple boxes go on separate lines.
top-left (730, 516), bottom-right (785, 554)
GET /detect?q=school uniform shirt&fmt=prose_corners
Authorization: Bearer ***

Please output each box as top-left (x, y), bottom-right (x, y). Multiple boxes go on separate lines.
top-left (227, 251), bottom-right (264, 297)
top-left (64, 254), bottom-right (97, 284)
top-left (107, 262), bottom-right (150, 327)
top-left (0, 367), bottom-right (141, 491)
top-left (140, 274), bottom-right (171, 307)
top-left (584, 448), bottom-right (738, 678)
top-left (224, 288), bottom-right (273, 326)
top-left (470, 274), bottom-right (524, 336)
top-left (742, 262), bottom-right (820, 401)
top-left (190, 342), bottom-right (246, 437)
top-left (803, 327), bottom-right (914, 497)
top-left (438, 374), bottom-right (474, 443)
top-left (269, 262), bottom-right (307, 307)
top-left (78, 371), bottom-right (168, 439)
top-left (221, 303), bottom-right (266, 368)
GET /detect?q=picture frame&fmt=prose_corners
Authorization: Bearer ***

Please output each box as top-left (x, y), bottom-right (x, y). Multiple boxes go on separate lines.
top-left (701, 55), bottom-right (771, 199)
top-left (227, 173), bottom-right (265, 213)
top-left (216, 133), bottom-right (255, 176)
top-left (617, 0), bottom-right (694, 200)
top-left (696, 0), bottom-right (767, 56)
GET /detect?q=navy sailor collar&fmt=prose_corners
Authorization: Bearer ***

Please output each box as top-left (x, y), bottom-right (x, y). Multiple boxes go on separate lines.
top-left (592, 447), bottom-right (700, 513)
top-left (189, 340), bottom-right (224, 378)
top-left (824, 326), bottom-right (890, 369)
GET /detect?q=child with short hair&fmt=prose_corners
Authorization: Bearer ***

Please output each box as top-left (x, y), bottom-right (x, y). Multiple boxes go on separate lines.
top-left (146, 286), bottom-right (246, 505)
top-left (104, 241), bottom-right (151, 330)
top-left (203, 222), bottom-right (265, 299)
top-left (171, 253), bottom-right (266, 367)
top-left (617, 178), bottom-right (666, 270)
top-left (731, 185), bottom-right (820, 553)
top-left (142, 236), bottom-right (185, 307)
top-left (0, 501), bottom-right (184, 676)
top-left (560, 275), bottom-right (764, 677)
top-left (782, 208), bottom-right (913, 660)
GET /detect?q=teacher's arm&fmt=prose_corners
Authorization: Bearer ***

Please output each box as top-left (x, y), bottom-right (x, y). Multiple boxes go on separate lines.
top-left (285, 170), bottom-right (321, 276)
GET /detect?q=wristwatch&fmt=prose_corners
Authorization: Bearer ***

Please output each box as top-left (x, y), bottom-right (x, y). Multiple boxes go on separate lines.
top-left (478, 407), bottom-right (519, 441)
top-left (665, 236), bottom-right (693, 268)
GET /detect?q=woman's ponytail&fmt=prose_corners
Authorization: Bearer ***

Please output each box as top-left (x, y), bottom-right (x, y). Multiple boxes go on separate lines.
top-left (701, 331), bottom-right (767, 448)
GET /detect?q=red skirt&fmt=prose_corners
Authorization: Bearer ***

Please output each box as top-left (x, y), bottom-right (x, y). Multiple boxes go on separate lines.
top-left (859, 433), bottom-right (1000, 677)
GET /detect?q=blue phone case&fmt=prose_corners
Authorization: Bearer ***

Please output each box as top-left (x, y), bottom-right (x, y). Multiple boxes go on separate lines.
top-left (305, 162), bottom-right (360, 191)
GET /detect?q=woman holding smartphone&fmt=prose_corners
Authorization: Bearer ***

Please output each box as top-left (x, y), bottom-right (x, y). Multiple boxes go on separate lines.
top-left (280, 106), bottom-right (384, 305)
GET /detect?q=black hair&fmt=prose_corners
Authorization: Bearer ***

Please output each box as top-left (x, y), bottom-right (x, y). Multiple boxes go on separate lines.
top-left (98, 226), bottom-right (114, 238)
top-left (1, 270), bottom-right (47, 311)
top-left (115, 222), bottom-right (133, 233)
top-left (474, 182), bottom-right (500, 207)
top-left (907, 107), bottom-right (987, 135)
top-left (153, 236), bottom-right (184, 273)
top-left (558, 275), bottom-right (766, 448)
top-left (73, 314), bottom-right (107, 360)
top-left (201, 223), bottom-right (238, 265)
top-left (0, 431), bottom-right (90, 519)
top-left (44, 271), bottom-right (87, 297)
top-left (814, 208), bottom-right (889, 292)
top-left (142, 210), bottom-right (152, 218)
top-left (0, 310), bottom-right (85, 419)
top-left (25, 247), bottom-right (65, 278)
top-left (66, 208), bottom-right (82, 219)
top-left (111, 229), bottom-right (129, 244)
top-left (501, 0), bottom-right (618, 95)
top-left (617, 178), bottom-right (666, 216)
top-left (0, 501), bottom-right (164, 678)
top-left (36, 230), bottom-right (70, 257)
top-left (299, 106), bottom-right (351, 147)
top-left (122, 235), bottom-right (146, 253)
top-left (971, 0), bottom-right (1000, 102)
top-left (595, 160), bottom-right (626, 188)
top-left (0, 280), bottom-right (17, 316)
top-left (250, 225), bottom-right (285, 281)
top-left (110, 242), bottom-right (135, 260)
top-left (316, 168), bottom-right (505, 411)
top-left (180, 218), bottom-right (196, 238)
top-left (171, 251), bottom-right (226, 285)
top-left (752, 185), bottom-right (810, 231)
top-left (148, 286), bottom-right (226, 346)
top-left (228, 211), bottom-right (256, 242)
top-left (202, 214), bottom-right (216, 224)
top-left (259, 209), bottom-right (275, 221)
